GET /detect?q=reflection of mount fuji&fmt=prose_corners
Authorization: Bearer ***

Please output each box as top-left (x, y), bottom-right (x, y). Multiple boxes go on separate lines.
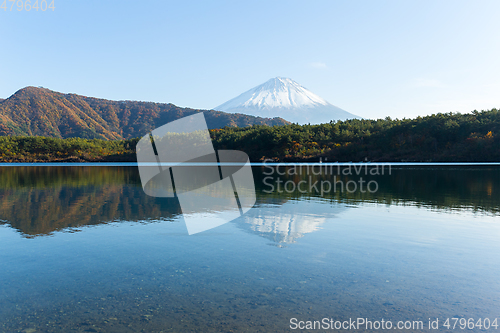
top-left (235, 200), bottom-right (347, 245)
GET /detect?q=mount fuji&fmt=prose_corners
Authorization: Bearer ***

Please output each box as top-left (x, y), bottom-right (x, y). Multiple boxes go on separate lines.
top-left (214, 77), bottom-right (360, 124)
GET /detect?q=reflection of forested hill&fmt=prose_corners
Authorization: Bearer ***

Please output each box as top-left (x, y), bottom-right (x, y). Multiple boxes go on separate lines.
top-left (253, 166), bottom-right (500, 214)
top-left (0, 186), bottom-right (181, 238)
top-left (0, 166), bottom-right (498, 239)
top-left (0, 167), bottom-right (181, 237)
top-left (0, 166), bottom-right (141, 189)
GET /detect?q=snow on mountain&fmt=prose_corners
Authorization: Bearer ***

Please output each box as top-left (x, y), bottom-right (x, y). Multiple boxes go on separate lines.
top-left (214, 77), bottom-right (360, 124)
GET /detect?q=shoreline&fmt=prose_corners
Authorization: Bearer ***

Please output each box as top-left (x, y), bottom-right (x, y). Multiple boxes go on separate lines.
top-left (1, 161), bottom-right (500, 167)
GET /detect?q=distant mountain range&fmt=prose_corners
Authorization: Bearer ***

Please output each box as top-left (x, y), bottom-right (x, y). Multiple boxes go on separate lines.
top-left (0, 87), bottom-right (289, 140)
top-left (215, 77), bottom-right (360, 124)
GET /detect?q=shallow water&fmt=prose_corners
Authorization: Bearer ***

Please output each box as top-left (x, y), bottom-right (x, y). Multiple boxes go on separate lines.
top-left (0, 166), bottom-right (499, 332)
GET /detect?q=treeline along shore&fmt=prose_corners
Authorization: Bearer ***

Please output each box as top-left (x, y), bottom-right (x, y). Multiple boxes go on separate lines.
top-left (0, 109), bottom-right (499, 163)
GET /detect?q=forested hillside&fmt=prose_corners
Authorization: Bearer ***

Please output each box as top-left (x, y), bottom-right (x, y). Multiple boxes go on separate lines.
top-left (0, 87), bottom-right (289, 140)
top-left (0, 109), bottom-right (498, 162)
top-left (212, 109), bottom-right (500, 162)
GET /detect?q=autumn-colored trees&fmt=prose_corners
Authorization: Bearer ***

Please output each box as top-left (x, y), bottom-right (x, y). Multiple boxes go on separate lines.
top-left (210, 109), bottom-right (500, 162)
top-left (0, 109), bottom-right (499, 162)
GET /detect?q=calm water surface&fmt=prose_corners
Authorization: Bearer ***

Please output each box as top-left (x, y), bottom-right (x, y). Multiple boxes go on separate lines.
top-left (0, 165), bottom-right (499, 332)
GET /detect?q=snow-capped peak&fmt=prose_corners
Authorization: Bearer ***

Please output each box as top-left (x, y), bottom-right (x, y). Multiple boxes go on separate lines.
top-left (214, 77), bottom-right (360, 124)
top-left (216, 77), bottom-right (330, 111)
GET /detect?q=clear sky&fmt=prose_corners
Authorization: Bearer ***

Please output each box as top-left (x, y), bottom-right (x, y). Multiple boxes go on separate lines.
top-left (1, 0), bottom-right (499, 119)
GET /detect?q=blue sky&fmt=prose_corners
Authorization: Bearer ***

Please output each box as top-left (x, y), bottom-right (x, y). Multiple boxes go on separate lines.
top-left (1, 0), bottom-right (500, 119)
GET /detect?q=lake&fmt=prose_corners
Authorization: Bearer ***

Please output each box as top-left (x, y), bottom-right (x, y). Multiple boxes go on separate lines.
top-left (0, 164), bottom-right (499, 332)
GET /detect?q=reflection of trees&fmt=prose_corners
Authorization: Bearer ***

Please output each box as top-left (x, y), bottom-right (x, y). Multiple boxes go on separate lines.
top-left (0, 166), bottom-right (498, 239)
top-left (0, 167), bottom-right (180, 237)
top-left (253, 166), bottom-right (500, 215)
top-left (0, 186), bottom-right (181, 238)
top-left (244, 166), bottom-right (500, 245)
top-left (0, 166), bottom-right (142, 189)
